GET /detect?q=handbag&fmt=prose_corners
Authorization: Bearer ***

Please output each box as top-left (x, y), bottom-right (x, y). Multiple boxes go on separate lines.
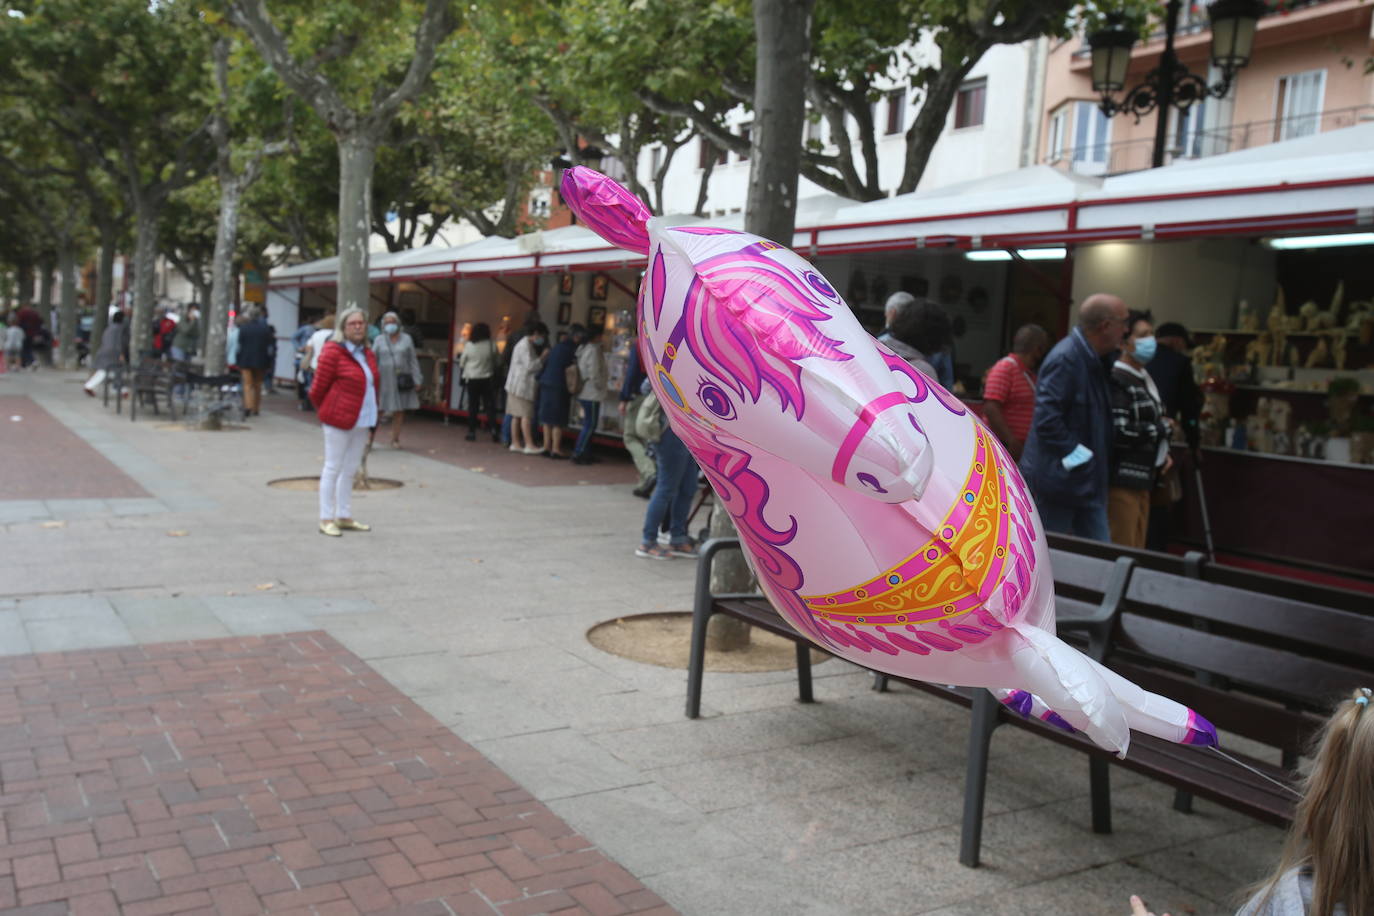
top-left (396, 372), bottom-right (416, 392)
top-left (565, 362), bottom-right (583, 396)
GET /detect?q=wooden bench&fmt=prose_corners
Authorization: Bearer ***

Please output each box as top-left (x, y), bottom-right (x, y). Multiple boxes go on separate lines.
top-left (686, 536), bottom-right (1373, 867)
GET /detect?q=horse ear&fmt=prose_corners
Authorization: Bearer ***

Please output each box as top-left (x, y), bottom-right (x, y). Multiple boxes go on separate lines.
top-left (559, 167), bottom-right (651, 255)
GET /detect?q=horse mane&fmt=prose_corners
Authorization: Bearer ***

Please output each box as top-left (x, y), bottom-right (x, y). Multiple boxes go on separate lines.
top-left (671, 418), bottom-right (833, 647)
top-left (677, 243), bottom-right (850, 419)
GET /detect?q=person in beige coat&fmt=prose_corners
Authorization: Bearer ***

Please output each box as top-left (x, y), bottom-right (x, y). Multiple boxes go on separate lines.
top-left (503, 321), bottom-right (547, 454)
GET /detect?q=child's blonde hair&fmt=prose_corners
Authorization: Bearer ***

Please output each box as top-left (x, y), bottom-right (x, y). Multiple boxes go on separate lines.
top-left (1247, 687), bottom-right (1374, 916)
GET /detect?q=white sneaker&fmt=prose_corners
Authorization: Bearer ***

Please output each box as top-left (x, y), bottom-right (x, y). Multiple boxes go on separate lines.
top-left (509, 444), bottom-right (521, 451)
top-left (522, 446), bottom-right (544, 455)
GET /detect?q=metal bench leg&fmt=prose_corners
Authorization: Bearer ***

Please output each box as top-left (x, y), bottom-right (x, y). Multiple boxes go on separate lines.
top-left (871, 672), bottom-right (889, 692)
top-left (1172, 788), bottom-right (1194, 814)
top-left (686, 607), bottom-right (709, 719)
top-left (959, 690), bottom-right (1001, 868)
top-left (1089, 757), bottom-right (1112, 833)
top-left (794, 641), bottom-right (814, 704)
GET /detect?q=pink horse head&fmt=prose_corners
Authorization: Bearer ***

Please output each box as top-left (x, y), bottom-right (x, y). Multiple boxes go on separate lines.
top-left (560, 167), bottom-right (1215, 756)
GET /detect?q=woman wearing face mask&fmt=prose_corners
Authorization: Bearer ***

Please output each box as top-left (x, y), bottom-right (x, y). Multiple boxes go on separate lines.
top-left (1107, 311), bottom-right (1173, 548)
top-left (373, 310), bottom-right (423, 449)
top-left (503, 320), bottom-right (548, 454)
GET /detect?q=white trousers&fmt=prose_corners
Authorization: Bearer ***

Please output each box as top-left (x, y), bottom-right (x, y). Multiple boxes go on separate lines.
top-left (320, 424), bottom-right (369, 521)
top-left (84, 369), bottom-right (107, 392)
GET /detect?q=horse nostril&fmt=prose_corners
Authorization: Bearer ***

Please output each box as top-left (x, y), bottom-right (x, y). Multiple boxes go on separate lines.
top-left (856, 472), bottom-right (888, 494)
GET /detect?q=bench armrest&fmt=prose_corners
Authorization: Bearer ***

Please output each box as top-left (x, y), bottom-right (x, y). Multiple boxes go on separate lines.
top-left (1055, 555), bottom-right (1133, 663)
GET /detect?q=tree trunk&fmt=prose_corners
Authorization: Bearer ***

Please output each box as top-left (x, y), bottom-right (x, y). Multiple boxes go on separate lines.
top-left (897, 44), bottom-right (986, 195)
top-left (700, 0), bottom-right (817, 650)
top-left (91, 226), bottom-right (117, 357)
top-left (706, 501), bottom-right (754, 651)
top-left (746, 0), bottom-right (815, 243)
top-left (336, 133), bottom-right (377, 318)
top-left (130, 196), bottom-right (161, 360)
top-left (56, 241), bottom-right (79, 370)
top-left (205, 176), bottom-right (244, 377)
top-left (16, 262), bottom-right (34, 307)
top-left (37, 258), bottom-right (54, 316)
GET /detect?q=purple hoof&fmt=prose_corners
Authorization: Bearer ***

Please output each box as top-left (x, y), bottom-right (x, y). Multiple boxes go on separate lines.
top-left (1182, 710), bottom-right (1218, 747)
top-left (1001, 690), bottom-right (1034, 718)
top-left (1042, 711), bottom-right (1077, 733)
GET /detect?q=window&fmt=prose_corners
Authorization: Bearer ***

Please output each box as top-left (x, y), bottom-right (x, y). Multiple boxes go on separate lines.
top-left (1071, 100), bottom-right (1111, 175)
top-left (649, 145), bottom-right (663, 175)
top-left (954, 78), bottom-right (987, 129)
top-left (737, 123), bottom-right (752, 162)
top-left (804, 114), bottom-right (824, 147)
top-left (1046, 106), bottom-right (1067, 161)
top-left (528, 188), bottom-right (551, 219)
top-left (697, 138), bottom-right (726, 169)
top-left (885, 89), bottom-right (906, 135)
top-left (1275, 69), bottom-right (1325, 141)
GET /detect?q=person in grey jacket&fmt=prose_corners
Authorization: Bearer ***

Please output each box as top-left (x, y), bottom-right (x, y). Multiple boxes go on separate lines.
top-left (373, 310), bottom-right (423, 448)
top-left (1019, 294), bottom-right (1128, 542)
top-left (83, 310), bottom-right (126, 396)
top-left (572, 325), bottom-right (607, 464)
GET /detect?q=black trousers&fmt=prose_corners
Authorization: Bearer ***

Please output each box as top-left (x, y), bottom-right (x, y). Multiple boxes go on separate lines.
top-left (465, 378), bottom-right (498, 432)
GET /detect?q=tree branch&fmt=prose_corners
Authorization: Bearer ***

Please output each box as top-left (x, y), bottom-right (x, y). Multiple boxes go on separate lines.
top-left (225, 0), bottom-right (355, 133)
top-left (366, 0), bottom-right (457, 133)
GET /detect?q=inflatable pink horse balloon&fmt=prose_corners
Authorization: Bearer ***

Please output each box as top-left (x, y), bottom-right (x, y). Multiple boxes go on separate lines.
top-left (561, 167), bottom-right (1215, 756)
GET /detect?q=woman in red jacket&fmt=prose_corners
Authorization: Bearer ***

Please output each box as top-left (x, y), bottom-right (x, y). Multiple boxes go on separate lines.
top-left (309, 308), bottom-right (379, 537)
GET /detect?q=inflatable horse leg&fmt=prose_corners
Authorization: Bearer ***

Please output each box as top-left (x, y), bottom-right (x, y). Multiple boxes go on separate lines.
top-left (1084, 657), bottom-right (1217, 747)
top-left (1006, 624), bottom-right (1132, 756)
top-left (1000, 628), bottom-right (1218, 755)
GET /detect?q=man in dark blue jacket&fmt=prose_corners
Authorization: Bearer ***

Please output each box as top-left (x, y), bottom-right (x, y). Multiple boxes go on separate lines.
top-left (235, 308), bottom-right (274, 417)
top-left (1019, 293), bottom-right (1129, 541)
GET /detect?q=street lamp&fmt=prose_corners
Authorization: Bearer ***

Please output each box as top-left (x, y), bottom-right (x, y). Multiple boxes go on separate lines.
top-left (1088, 0), bottom-right (1265, 168)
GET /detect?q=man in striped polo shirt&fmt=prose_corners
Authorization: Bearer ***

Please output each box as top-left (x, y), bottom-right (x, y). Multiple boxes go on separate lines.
top-left (982, 324), bottom-right (1050, 461)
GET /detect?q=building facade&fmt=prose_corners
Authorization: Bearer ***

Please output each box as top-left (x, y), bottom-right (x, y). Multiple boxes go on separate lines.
top-left (1040, 0), bottom-right (1374, 176)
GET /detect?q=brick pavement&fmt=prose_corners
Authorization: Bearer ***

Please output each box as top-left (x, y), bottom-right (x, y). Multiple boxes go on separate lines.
top-left (0, 631), bottom-right (674, 916)
top-left (0, 396), bottom-right (148, 500)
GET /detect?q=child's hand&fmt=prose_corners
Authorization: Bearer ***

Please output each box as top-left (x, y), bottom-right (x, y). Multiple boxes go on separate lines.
top-left (1129, 894), bottom-right (1170, 916)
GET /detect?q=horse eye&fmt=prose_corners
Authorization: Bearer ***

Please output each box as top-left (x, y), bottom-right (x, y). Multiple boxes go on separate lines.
top-left (697, 381), bottom-right (736, 420)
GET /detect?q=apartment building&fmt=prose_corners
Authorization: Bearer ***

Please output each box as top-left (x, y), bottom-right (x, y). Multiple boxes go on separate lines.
top-left (1040, 0), bottom-right (1374, 175)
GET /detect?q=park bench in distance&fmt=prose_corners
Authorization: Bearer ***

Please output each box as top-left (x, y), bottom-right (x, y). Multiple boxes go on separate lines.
top-left (128, 356), bottom-right (179, 422)
top-left (686, 536), bottom-right (1374, 867)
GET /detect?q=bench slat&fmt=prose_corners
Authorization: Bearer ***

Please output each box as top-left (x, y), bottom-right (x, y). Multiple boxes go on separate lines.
top-left (1115, 613), bottom-right (1372, 708)
top-left (1127, 568), bottom-right (1374, 657)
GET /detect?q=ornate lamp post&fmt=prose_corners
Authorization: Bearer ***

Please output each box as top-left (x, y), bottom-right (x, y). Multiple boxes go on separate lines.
top-left (1089, 0), bottom-right (1265, 168)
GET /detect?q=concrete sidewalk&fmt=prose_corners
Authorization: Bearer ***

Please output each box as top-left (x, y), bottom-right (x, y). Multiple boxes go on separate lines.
top-left (0, 369), bottom-right (1283, 915)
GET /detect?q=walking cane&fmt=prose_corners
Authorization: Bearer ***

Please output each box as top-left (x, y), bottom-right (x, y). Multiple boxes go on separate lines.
top-left (1191, 447), bottom-right (1216, 560)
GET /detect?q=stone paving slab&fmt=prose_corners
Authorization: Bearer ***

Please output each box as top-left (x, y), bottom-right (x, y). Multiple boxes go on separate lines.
top-left (0, 370), bottom-right (1284, 915)
top-left (0, 632), bottom-right (674, 915)
top-left (0, 395), bottom-right (148, 500)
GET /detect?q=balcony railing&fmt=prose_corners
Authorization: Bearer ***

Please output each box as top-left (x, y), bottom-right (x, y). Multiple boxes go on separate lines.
top-left (1048, 104), bottom-right (1374, 176)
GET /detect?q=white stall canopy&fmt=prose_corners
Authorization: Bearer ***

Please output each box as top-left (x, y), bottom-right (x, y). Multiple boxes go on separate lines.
top-left (270, 124), bottom-right (1374, 291)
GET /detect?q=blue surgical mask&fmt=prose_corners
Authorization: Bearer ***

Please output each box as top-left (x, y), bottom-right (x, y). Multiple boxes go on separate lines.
top-left (1132, 336), bottom-right (1157, 364)
top-left (383, 323), bottom-right (398, 334)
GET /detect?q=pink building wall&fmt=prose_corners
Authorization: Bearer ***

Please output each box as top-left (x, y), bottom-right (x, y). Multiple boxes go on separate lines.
top-left (1039, 0), bottom-right (1373, 172)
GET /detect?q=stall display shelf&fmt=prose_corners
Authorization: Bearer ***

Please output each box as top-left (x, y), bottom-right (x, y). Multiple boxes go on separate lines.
top-left (1232, 384), bottom-right (1374, 396)
top-left (1198, 444), bottom-right (1374, 471)
top-left (1192, 328), bottom-right (1358, 338)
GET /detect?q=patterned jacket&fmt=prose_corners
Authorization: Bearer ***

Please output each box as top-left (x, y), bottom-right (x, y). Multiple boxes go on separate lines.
top-left (1109, 363), bottom-right (1169, 490)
